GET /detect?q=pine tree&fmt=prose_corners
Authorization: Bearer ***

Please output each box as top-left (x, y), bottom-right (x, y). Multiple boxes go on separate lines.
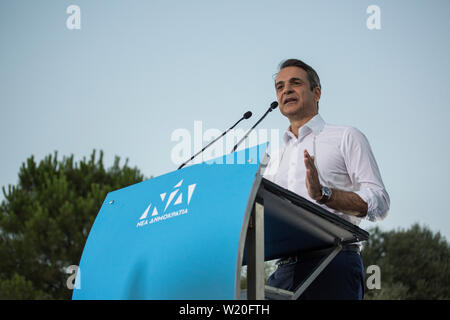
top-left (0, 150), bottom-right (145, 299)
top-left (362, 224), bottom-right (450, 299)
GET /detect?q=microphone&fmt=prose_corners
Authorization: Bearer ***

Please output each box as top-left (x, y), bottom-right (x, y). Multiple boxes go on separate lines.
top-left (243, 111), bottom-right (253, 119)
top-left (230, 101), bottom-right (278, 153)
top-left (177, 111), bottom-right (253, 170)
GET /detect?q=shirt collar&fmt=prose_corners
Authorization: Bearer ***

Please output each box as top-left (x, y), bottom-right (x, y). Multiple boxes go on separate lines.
top-left (283, 114), bottom-right (326, 144)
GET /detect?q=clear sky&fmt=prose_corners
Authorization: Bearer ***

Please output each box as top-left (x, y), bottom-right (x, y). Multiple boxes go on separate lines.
top-left (1, 0), bottom-right (449, 240)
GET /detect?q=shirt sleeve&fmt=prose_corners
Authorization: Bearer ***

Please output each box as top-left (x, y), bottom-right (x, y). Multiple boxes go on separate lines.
top-left (340, 127), bottom-right (390, 222)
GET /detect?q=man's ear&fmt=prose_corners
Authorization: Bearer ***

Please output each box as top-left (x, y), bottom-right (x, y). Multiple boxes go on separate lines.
top-left (314, 86), bottom-right (321, 104)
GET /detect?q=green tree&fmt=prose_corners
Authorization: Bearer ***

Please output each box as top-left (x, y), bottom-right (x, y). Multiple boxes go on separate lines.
top-left (362, 224), bottom-right (450, 300)
top-left (0, 150), bottom-right (145, 299)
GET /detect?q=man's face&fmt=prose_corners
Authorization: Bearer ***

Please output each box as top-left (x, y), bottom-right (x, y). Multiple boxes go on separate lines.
top-left (275, 66), bottom-right (320, 120)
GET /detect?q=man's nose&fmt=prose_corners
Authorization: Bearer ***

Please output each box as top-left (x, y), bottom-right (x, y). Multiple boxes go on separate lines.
top-left (283, 86), bottom-right (294, 95)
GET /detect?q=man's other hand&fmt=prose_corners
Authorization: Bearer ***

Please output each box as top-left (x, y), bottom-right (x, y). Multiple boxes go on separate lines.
top-left (304, 149), bottom-right (322, 201)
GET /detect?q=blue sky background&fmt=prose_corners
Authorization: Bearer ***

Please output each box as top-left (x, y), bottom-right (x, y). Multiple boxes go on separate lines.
top-left (1, 0), bottom-right (449, 240)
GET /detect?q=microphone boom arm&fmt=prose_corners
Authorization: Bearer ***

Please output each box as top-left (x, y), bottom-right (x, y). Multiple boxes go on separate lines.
top-left (231, 101), bottom-right (278, 153)
top-left (177, 111), bottom-right (252, 170)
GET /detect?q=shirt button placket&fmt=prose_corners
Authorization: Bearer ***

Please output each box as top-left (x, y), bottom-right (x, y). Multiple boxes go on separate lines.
top-left (288, 143), bottom-right (298, 188)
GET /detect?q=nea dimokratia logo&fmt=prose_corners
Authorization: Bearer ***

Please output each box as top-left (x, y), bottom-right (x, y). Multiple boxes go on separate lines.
top-left (136, 179), bottom-right (197, 228)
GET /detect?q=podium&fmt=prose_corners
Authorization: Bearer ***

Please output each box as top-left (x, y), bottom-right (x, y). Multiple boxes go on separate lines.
top-left (72, 143), bottom-right (368, 300)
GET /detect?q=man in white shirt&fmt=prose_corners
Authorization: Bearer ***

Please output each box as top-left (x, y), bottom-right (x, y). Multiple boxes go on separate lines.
top-left (264, 59), bottom-right (390, 300)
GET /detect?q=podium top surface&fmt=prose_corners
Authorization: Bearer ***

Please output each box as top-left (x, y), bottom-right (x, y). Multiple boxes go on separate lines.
top-left (256, 178), bottom-right (369, 261)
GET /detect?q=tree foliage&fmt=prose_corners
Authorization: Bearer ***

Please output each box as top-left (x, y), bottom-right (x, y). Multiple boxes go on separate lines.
top-left (362, 224), bottom-right (450, 300)
top-left (0, 150), bottom-right (145, 299)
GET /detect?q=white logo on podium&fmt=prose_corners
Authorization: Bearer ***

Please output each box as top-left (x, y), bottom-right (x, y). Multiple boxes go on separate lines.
top-left (137, 179), bottom-right (196, 228)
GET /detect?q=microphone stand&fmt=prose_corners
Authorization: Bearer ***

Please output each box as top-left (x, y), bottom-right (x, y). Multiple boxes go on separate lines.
top-left (231, 101), bottom-right (278, 153)
top-left (178, 111), bottom-right (252, 170)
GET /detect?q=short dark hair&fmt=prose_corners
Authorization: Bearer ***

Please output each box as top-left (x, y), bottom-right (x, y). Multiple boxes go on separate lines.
top-left (278, 58), bottom-right (321, 91)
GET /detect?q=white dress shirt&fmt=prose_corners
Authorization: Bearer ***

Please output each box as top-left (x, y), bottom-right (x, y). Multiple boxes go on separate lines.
top-left (263, 114), bottom-right (390, 226)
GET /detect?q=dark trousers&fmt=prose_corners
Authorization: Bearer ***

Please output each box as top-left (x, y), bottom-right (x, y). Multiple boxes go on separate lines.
top-left (267, 251), bottom-right (365, 300)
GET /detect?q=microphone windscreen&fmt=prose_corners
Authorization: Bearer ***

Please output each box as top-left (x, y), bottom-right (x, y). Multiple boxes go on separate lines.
top-left (270, 101), bottom-right (279, 110)
top-left (244, 111), bottom-right (252, 119)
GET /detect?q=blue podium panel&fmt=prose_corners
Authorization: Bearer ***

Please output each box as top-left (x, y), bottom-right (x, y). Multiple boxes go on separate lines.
top-left (73, 144), bottom-right (267, 300)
